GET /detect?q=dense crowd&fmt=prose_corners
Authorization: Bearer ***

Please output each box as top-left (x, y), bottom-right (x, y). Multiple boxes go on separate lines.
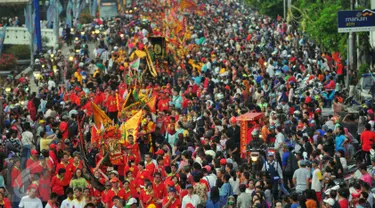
top-left (1, 0), bottom-right (375, 208)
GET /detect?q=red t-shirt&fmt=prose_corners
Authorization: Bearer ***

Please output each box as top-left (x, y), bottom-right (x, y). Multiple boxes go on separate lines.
top-left (11, 167), bottom-right (22, 188)
top-left (39, 177), bottom-right (51, 202)
top-left (158, 98), bottom-right (170, 112)
top-left (51, 176), bottom-right (65, 196)
top-left (153, 181), bottom-right (167, 201)
top-left (361, 130), bottom-right (375, 151)
top-left (139, 190), bottom-right (156, 207)
top-left (145, 161), bottom-right (155, 174)
top-left (162, 197), bottom-right (181, 208)
top-left (339, 198), bottom-right (349, 208)
top-left (106, 95), bottom-right (118, 112)
top-left (106, 188), bottom-right (126, 208)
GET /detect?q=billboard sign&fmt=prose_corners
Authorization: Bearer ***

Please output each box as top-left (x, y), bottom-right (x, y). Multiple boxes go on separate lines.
top-left (338, 9), bottom-right (375, 33)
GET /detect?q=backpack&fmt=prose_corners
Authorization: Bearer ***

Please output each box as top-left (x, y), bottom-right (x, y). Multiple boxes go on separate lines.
top-left (285, 152), bottom-right (298, 175)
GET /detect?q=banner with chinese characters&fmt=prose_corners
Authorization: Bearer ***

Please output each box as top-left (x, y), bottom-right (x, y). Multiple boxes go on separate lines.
top-left (240, 121), bottom-right (248, 158)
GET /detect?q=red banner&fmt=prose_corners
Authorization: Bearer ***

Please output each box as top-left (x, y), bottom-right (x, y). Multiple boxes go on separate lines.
top-left (240, 121), bottom-right (248, 158)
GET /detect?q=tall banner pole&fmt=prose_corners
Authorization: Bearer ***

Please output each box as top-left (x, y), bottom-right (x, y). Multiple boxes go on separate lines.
top-left (33, 0), bottom-right (43, 52)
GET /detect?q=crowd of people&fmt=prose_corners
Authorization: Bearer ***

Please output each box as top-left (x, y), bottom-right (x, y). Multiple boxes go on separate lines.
top-left (1, 0), bottom-right (375, 208)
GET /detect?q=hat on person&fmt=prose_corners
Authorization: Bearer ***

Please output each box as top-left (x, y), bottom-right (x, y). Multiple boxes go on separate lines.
top-left (155, 149), bottom-right (164, 155)
top-left (185, 203), bottom-right (195, 208)
top-left (229, 116), bottom-right (237, 123)
top-left (168, 187), bottom-right (177, 192)
top-left (110, 177), bottom-right (119, 183)
top-left (220, 158), bottom-right (227, 165)
top-left (300, 160), bottom-right (307, 167)
top-left (267, 152), bottom-right (274, 157)
top-left (323, 198), bottom-right (335, 206)
top-left (49, 144), bottom-right (56, 149)
top-left (110, 170), bottom-right (119, 176)
top-left (31, 150), bottom-right (38, 155)
top-left (204, 165), bottom-right (211, 172)
top-left (186, 184), bottom-right (193, 189)
top-left (126, 198), bottom-right (137, 205)
top-left (39, 120), bottom-right (45, 124)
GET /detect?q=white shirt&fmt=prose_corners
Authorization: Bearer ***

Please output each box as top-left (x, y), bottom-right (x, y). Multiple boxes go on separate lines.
top-left (182, 194), bottom-right (201, 208)
top-left (311, 168), bottom-right (322, 192)
top-left (229, 178), bottom-right (240, 195)
top-left (21, 131), bottom-right (33, 146)
top-left (60, 198), bottom-right (74, 208)
top-left (275, 132), bottom-right (285, 156)
top-left (204, 173), bottom-right (217, 189)
top-left (71, 198), bottom-right (86, 208)
top-left (47, 80), bottom-right (56, 91)
top-left (19, 196), bottom-right (43, 208)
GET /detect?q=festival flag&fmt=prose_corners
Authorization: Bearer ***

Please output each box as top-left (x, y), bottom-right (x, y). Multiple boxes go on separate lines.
top-left (122, 88), bottom-right (139, 110)
top-left (146, 95), bottom-right (157, 112)
top-left (129, 50), bottom-right (147, 60)
top-left (129, 58), bottom-right (140, 70)
top-left (91, 102), bottom-right (112, 127)
top-left (78, 115), bottom-right (105, 192)
top-left (120, 110), bottom-right (143, 143)
top-left (0, 26), bottom-right (6, 56)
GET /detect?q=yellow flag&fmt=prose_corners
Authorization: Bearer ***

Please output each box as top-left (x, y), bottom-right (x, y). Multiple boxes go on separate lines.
top-left (120, 110), bottom-right (143, 143)
top-left (91, 102), bottom-right (112, 128)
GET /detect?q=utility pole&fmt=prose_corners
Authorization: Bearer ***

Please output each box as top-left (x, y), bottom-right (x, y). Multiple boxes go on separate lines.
top-left (347, 0), bottom-right (355, 88)
top-left (27, 2), bottom-right (34, 64)
top-left (54, 0), bottom-right (59, 49)
top-left (33, 0), bottom-right (42, 52)
top-left (283, 0), bottom-right (286, 19)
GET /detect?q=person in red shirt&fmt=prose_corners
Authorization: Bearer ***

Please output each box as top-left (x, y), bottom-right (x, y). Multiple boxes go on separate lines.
top-left (101, 182), bottom-right (112, 206)
top-left (38, 171), bottom-right (51, 204)
top-left (59, 116), bottom-right (69, 146)
top-left (46, 193), bottom-right (59, 208)
top-left (0, 188), bottom-right (11, 208)
top-left (51, 168), bottom-right (67, 203)
top-left (135, 161), bottom-right (152, 192)
top-left (154, 156), bottom-right (167, 179)
top-left (69, 152), bottom-right (83, 173)
top-left (125, 135), bottom-right (141, 164)
top-left (153, 172), bottom-right (167, 208)
top-left (157, 93), bottom-right (170, 112)
top-left (360, 123), bottom-right (375, 164)
top-left (162, 187), bottom-right (181, 208)
top-left (11, 158), bottom-right (22, 206)
top-left (0, 192), bottom-right (10, 208)
top-left (145, 153), bottom-right (155, 174)
top-left (139, 182), bottom-right (157, 208)
top-left (324, 76), bottom-right (336, 90)
top-left (123, 180), bottom-right (137, 201)
top-left (55, 152), bottom-right (73, 185)
top-left (106, 177), bottom-right (126, 208)
top-left (106, 90), bottom-right (118, 123)
top-left (26, 150), bottom-right (39, 175)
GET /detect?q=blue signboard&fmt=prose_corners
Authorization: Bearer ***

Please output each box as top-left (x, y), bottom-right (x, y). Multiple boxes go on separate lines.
top-left (338, 9), bottom-right (375, 33)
